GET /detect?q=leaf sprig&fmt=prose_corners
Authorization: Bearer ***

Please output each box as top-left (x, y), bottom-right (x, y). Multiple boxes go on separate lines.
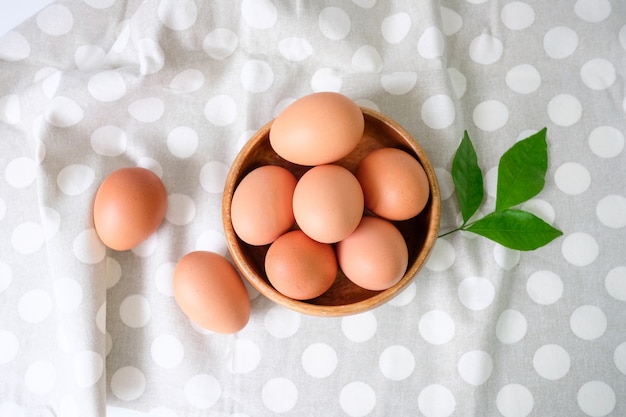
top-left (440, 128), bottom-right (563, 251)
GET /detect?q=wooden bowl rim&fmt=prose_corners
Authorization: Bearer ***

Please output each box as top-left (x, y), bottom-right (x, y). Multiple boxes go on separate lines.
top-left (223, 106), bottom-right (441, 317)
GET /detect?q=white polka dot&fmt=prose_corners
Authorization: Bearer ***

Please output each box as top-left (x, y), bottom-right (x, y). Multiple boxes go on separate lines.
top-left (73, 229), bottom-right (106, 264)
top-left (458, 350), bottom-right (493, 386)
top-left (533, 344), bottom-right (570, 380)
top-left (106, 257), bottom-right (122, 289)
top-left (12, 222), bottom-right (45, 255)
top-left (241, 60), bottom-right (274, 93)
top-left (120, 294), bottom-right (151, 328)
top-left (520, 199), bottom-right (556, 224)
top-left (88, 70), bottom-right (126, 102)
top-left (575, 0), bottom-right (612, 23)
top-left (278, 37), bottom-right (313, 61)
top-left (0, 94), bottom-right (20, 124)
top-left (425, 238), bottom-right (456, 271)
top-left (151, 334), bottom-right (184, 369)
top-left (57, 164), bottom-right (95, 196)
top-left (381, 72), bottom-right (417, 95)
top-left (24, 360), bottom-right (56, 395)
top-left (341, 311), bottom-right (377, 342)
top-left (387, 281), bottom-right (417, 306)
top-left (0, 261), bottom-right (12, 293)
top-left (473, 100), bottom-right (509, 132)
top-left (418, 384), bottom-right (456, 417)
top-left (605, 266), bottom-right (626, 301)
top-left (554, 162), bottom-right (590, 195)
top-left (301, 343), bottom-right (337, 378)
top-left (35, 68), bottom-right (61, 99)
top-left (128, 97), bottom-right (164, 122)
top-left (73, 350), bottom-right (104, 388)
top-left (0, 402), bottom-right (25, 417)
top-left (351, 45), bottom-right (383, 73)
top-left (433, 168), bottom-right (454, 201)
top-left (90, 125), bottom-right (127, 157)
top-left (494, 245), bottom-right (520, 270)
top-left (319, 7), bottom-right (351, 40)
top-left (199, 161), bottom-right (229, 193)
top-left (37, 5), bottom-right (73, 36)
top-left (169, 69), bottom-right (205, 93)
top-left (577, 381), bottom-right (616, 416)
top-left (458, 277), bottom-right (495, 311)
top-left (615, 342), bottom-right (626, 375)
top-left (96, 302), bottom-right (106, 334)
top-left (496, 309), bottom-right (527, 344)
top-left (580, 58), bottom-right (616, 90)
top-left (469, 34), bottom-right (503, 65)
top-left (311, 68), bottom-right (343, 92)
top-left (381, 12), bottom-right (411, 44)
top-left (0, 330), bottom-right (19, 364)
top-left (131, 233), bottom-right (159, 257)
top-left (137, 157), bottom-right (163, 178)
top-left (264, 305), bottom-right (300, 338)
top-left (44, 96), bottom-right (84, 128)
top-left (496, 384), bottom-right (534, 417)
top-left (526, 270), bottom-right (563, 305)
top-left (157, 0), bottom-right (197, 31)
top-left (340, 382), bottom-right (376, 417)
top-left (262, 377), bottom-right (297, 413)
top-left (59, 395), bottom-right (79, 417)
top-left (5, 157), bottom-right (36, 189)
top-left (421, 94), bottom-right (456, 129)
top-left (570, 305), bottom-right (607, 341)
top-left (53, 278), bottom-right (83, 313)
top-left (506, 64), bottom-right (540, 94)
top-left (501, 2), bottom-right (534, 30)
top-left (74, 44), bottom-right (106, 71)
top-left (562, 232), bottom-right (599, 267)
top-left (589, 125), bottom-right (624, 158)
top-left (597, 195), bottom-right (626, 228)
top-left (137, 38), bottom-right (165, 75)
top-left (165, 193), bottom-right (196, 226)
top-left (204, 95), bottom-right (237, 126)
top-left (241, 0), bottom-right (277, 29)
top-left (0, 31), bottom-right (31, 61)
top-left (419, 310), bottom-right (455, 345)
top-left (447, 68), bottom-right (467, 98)
top-left (543, 26), bottom-right (578, 59)
top-left (228, 339), bottom-right (261, 374)
top-left (352, 0), bottom-right (376, 7)
top-left (203, 28), bottom-right (238, 60)
top-left (379, 345), bottom-right (415, 381)
top-left (83, 0), bottom-right (116, 8)
top-left (154, 262), bottom-right (175, 296)
top-left (111, 367), bottom-right (146, 401)
top-left (195, 230), bottom-right (228, 255)
top-left (548, 94), bottom-right (582, 126)
top-left (440, 6), bottom-right (463, 36)
top-left (417, 26), bottom-right (445, 59)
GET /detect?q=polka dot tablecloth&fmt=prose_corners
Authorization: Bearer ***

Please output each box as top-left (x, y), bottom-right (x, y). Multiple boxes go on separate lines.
top-left (1, 0), bottom-right (625, 416)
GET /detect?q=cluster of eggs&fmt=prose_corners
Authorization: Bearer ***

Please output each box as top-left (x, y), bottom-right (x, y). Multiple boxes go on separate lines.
top-left (230, 92), bottom-right (430, 301)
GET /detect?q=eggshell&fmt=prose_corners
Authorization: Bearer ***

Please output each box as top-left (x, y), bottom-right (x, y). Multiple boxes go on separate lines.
top-left (336, 216), bottom-right (408, 291)
top-left (93, 167), bottom-right (167, 251)
top-left (292, 164), bottom-right (364, 244)
top-left (231, 165), bottom-right (297, 246)
top-left (173, 251), bottom-right (250, 334)
top-left (269, 92), bottom-right (364, 166)
top-left (356, 147), bottom-right (430, 221)
top-left (265, 230), bottom-right (337, 300)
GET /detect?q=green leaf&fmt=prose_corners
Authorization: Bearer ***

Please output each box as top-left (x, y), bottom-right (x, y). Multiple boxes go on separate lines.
top-left (495, 128), bottom-right (548, 211)
top-left (452, 131), bottom-right (484, 224)
top-left (465, 209), bottom-right (563, 251)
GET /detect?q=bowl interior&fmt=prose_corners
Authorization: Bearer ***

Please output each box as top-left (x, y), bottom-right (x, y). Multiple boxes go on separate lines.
top-left (223, 107), bottom-right (440, 316)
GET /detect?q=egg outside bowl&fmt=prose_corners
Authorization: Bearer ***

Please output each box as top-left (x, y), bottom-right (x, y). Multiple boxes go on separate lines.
top-left (223, 107), bottom-right (441, 317)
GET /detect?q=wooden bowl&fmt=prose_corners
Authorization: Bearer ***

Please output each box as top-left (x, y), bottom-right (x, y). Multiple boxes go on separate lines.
top-left (222, 107), bottom-right (440, 316)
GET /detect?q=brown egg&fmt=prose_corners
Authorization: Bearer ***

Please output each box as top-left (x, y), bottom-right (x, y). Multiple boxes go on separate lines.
top-left (269, 92), bottom-right (364, 166)
top-left (292, 164), bottom-right (364, 244)
top-left (173, 251), bottom-right (250, 334)
top-left (265, 230), bottom-right (337, 300)
top-left (231, 165), bottom-right (297, 246)
top-left (93, 167), bottom-right (167, 251)
top-left (336, 216), bottom-right (408, 291)
top-left (357, 147), bottom-right (430, 221)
